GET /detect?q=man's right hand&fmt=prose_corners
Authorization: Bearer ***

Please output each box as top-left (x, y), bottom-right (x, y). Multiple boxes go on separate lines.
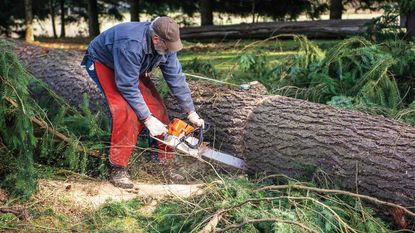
top-left (144, 115), bottom-right (168, 136)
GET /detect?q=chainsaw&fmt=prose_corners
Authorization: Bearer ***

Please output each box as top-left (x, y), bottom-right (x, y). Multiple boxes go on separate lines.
top-left (151, 118), bottom-right (247, 170)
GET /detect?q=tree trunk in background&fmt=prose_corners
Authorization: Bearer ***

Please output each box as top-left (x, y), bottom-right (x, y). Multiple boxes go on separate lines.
top-left (329, 0), bottom-right (343, 19)
top-left (130, 0), bottom-right (140, 22)
top-left (200, 0), bottom-right (213, 26)
top-left (88, 0), bottom-right (99, 38)
top-left (49, 0), bottom-right (57, 39)
top-left (87, 0), bottom-right (100, 38)
top-left (407, 12), bottom-right (415, 37)
top-left (24, 0), bottom-right (34, 42)
top-left (60, 0), bottom-right (65, 38)
top-left (15, 41), bottom-right (415, 215)
top-left (251, 0), bottom-right (256, 23)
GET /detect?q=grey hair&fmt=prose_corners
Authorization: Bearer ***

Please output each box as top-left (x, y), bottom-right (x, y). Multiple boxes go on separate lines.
top-left (149, 17), bottom-right (160, 37)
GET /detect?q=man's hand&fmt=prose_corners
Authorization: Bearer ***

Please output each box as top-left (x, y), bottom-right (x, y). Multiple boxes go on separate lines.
top-left (187, 111), bottom-right (205, 128)
top-left (144, 115), bottom-right (168, 136)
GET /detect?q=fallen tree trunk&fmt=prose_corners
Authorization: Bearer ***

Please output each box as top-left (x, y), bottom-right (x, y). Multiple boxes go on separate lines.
top-left (16, 41), bottom-right (415, 214)
top-left (165, 86), bottom-right (415, 213)
top-left (15, 41), bottom-right (107, 113)
top-left (243, 96), bottom-right (415, 208)
top-left (180, 19), bottom-right (370, 40)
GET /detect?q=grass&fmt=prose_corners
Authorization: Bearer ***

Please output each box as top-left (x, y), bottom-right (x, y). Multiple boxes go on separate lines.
top-left (179, 39), bottom-right (339, 71)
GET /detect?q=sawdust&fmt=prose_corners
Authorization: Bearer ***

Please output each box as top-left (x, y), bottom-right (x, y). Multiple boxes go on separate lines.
top-left (28, 178), bottom-right (205, 221)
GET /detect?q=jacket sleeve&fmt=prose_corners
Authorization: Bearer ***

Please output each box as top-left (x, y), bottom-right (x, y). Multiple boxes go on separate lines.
top-left (159, 52), bottom-right (195, 113)
top-left (113, 43), bottom-right (151, 121)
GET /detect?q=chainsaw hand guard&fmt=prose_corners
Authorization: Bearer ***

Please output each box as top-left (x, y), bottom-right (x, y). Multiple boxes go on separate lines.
top-left (183, 122), bottom-right (211, 149)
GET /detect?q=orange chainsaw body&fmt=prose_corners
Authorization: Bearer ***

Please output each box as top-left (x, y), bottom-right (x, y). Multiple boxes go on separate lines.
top-left (168, 118), bottom-right (194, 137)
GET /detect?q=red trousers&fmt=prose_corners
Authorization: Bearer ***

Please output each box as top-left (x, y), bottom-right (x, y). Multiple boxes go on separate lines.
top-left (94, 61), bottom-right (174, 167)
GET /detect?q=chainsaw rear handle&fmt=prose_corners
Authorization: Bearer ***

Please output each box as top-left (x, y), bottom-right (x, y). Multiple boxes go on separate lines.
top-left (184, 122), bottom-right (211, 149)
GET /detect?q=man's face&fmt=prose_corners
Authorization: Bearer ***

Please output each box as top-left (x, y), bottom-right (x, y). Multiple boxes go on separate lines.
top-left (152, 35), bottom-right (168, 55)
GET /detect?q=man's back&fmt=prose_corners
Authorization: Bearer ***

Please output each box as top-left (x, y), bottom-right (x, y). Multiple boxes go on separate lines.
top-left (88, 22), bottom-right (150, 70)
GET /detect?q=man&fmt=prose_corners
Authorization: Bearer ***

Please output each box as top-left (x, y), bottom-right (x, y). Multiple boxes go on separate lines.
top-left (82, 16), bottom-right (204, 189)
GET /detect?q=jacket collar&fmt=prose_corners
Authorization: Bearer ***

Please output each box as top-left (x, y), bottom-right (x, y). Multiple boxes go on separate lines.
top-left (144, 23), bottom-right (153, 55)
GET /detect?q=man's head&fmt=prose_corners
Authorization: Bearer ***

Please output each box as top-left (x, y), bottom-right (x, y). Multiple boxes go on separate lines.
top-left (149, 16), bottom-right (183, 55)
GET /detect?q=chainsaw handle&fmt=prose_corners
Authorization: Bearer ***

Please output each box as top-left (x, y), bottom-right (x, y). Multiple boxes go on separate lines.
top-left (184, 122), bottom-right (210, 149)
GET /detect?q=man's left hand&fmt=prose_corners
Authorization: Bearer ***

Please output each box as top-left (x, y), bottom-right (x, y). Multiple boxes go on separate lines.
top-left (188, 111), bottom-right (204, 128)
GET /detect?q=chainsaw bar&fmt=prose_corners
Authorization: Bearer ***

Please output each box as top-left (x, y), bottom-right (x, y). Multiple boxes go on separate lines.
top-left (151, 135), bottom-right (247, 170)
top-left (199, 147), bottom-right (247, 170)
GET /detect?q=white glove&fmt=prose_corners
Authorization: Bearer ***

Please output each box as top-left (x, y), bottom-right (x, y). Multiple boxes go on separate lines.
top-left (144, 115), bottom-right (168, 136)
top-left (187, 111), bottom-right (205, 128)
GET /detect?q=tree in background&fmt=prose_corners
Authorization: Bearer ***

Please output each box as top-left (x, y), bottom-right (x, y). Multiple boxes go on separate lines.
top-left (329, 0), bottom-right (396, 20)
top-left (214, 0), bottom-right (327, 22)
top-left (400, 0), bottom-right (415, 37)
top-left (329, 0), bottom-right (342, 19)
top-left (24, 0), bottom-right (34, 42)
top-left (130, 0), bottom-right (140, 21)
top-left (88, 0), bottom-right (100, 38)
top-left (60, 0), bottom-right (65, 37)
top-left (0, 0), bottom-right (49, 37)
top-left (49, 0), bottom-right (58, 38)
top-left (200, 0), bottom-right (213, 25)
top-left (2, 0), bottom-right (404, 39)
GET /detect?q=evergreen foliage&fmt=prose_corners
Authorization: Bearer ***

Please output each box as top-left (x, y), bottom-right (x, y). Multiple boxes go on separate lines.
top-left (151, 176), bottom-right (390, 232)
top-left (182, 58), bottom-right (219, 79)
top-left (0, 41), bottom-right (110, 198)
top-left (0, 41), bottom-right (37, 199)
top-left (248, 36), bottom-right (415, 125)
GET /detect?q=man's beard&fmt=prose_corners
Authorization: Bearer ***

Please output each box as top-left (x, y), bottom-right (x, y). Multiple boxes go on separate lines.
top-left (154, 44), bottom-right (167, 55)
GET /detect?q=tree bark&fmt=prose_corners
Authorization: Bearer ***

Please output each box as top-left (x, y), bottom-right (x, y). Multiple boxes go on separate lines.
top-left (87, 0), bottom-right (100, 38)
top-left (15, 41), bottom-right (415, 213)
top-left (243, 96), bottom-right (415, 209)
top-left (49, 0), bottom-right (58, 39)
top-left (329, 0), bottom-right (343, 20)
top-left (200, 0), bottom-right (213, 26)
top-left (130, 0), bottom-right (140, 22)
top-left (15, 41), bottom-right (107, 114)
top-left (60, 0), bottom-right (65, 38)
top-left (180, 19), bottom-right (369, 40)
top-left (24, 0), bottom-right (34, 42)
top-left (407, 12), bottom-right (415, 37)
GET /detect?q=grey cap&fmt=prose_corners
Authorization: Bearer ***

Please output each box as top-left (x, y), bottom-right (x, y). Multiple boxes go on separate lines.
top-left (151, 16), bottom-right (183, 52)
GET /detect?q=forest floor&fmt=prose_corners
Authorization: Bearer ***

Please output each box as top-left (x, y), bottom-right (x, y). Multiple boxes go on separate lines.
top-left (0, 156), bottom-right (220, 232)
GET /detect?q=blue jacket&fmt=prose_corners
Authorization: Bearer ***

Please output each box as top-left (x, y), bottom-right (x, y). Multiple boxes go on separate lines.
top-left (87, 22), bottom-right (195, 120)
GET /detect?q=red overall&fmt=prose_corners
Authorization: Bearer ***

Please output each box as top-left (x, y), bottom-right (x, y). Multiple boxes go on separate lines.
top-left (94, 61), bottom-right (174, 167)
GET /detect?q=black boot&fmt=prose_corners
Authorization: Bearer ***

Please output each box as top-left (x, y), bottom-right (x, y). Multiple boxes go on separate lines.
top-left (109, 167), bottom-right (134, 189)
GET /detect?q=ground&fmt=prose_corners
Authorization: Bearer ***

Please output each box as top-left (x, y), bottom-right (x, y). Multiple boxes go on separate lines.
top-left (0, 157), bottom-right (216, 232)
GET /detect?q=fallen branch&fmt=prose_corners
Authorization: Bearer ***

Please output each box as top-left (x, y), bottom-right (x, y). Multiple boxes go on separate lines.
top-left (215, 218), bottom-right (318, 233)
top-left (199, 208), bottom-right (225, 233)
top-left (257, 184), bottom-right (415, 218)
top-left (0, 206), bottom-right (30, 220)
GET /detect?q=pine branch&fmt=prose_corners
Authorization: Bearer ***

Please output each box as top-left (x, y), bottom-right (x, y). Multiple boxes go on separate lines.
top-left (215, 218), bottom-right (318, 233)
top-left (5, 97), bottom-right (101, 158)
top-left (257, 184), bottom-right (415, 217)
